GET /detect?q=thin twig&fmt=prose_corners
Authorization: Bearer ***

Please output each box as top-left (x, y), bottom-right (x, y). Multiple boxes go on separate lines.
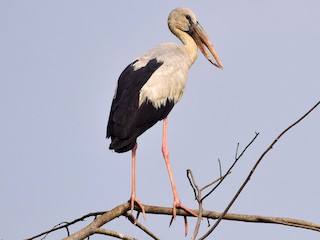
top-left (187, 169), bottom-right (199, 201)
top-left (201, 172), bottom-right (229, 192)
top-left (199, 101), bottom-right (320, 239)
top-left (201, 132), bottom-right (259, 201)
top-left (187, 170), bottom-right (203, 239)
top-left (25, 212), bottom-right (106, 240)
top-left (125, 212), bottom-right (160, 240)
top-left (188, 170), bottom-right (230, 239)
top-left (235, 142), bottom-right (240, 159)
top-left (218, 158), bottom-right (222, 177)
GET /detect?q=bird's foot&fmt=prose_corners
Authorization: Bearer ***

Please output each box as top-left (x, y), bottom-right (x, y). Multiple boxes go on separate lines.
top-left (169, 198), bottom-right (198, 236)
top-left (129, 196), bottom-right (146, 221)
top-left (172, 198), bottom-right (198, 219)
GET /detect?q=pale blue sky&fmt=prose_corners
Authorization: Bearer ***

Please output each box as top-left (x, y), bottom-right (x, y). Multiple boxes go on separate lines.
top-left (1, 1), bottom-right (319, 239)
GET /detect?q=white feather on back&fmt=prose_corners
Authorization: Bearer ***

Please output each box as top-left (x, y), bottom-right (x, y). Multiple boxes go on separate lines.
top-left (134, 43), bottom-right (192, 109)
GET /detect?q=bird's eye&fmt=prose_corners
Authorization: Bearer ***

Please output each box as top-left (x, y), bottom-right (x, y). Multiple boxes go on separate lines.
top-left (186, 15), bottom-right (191, 21)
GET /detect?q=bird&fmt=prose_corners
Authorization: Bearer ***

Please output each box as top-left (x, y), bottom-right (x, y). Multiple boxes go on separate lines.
top-left (107, 7), bottom-right (223, 220)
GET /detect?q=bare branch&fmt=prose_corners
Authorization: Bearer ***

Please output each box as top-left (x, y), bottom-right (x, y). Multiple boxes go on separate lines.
top-left (235, 142), bottom-right (240, 159)
top-left (26, 102), bottom-right (320, 240)
top-left (141, 205), bottom-right (320, 232)
top-left (94, 228), bottom-right (136, 240)
top-left (201, 172), bottom-right (229, 193)
top-left (186, 170), bottom-right (203, 239)
top-left (25, 213), bottom-right (106, 240)
top-left (201, 132), bottom-right (259, 201)
top-left (200, 100), bottom-right (320, 239)
top-left (187, 169), bottom-right (199, 201)
top-left (218, 158), bottom-right (222, 177)
top-left (125, 212), bottom-right (160, 240)
top-left (63, 203), bottom-right (129, 240)
top-left (202, 210), bottom-right (320, 232)
top-left (26, 201), bottom-right (320, 240)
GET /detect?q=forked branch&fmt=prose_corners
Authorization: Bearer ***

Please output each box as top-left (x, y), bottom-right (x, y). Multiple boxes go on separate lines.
top-left (26, 202), bottom-right (320, 240)
top-left (26, 101), bottom-right (320, 240)
top-left (199, 100), bottom-right (320, 239)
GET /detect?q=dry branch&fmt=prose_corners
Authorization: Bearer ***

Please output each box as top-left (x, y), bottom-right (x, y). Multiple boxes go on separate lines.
top-left (199, 100), bottom-right (320, 239)
top-left (26, 202), bottom-right (320, 240)
top-left (62, 203), bottom-right (129, 240)
top-left (26, 101), bottom-right (320, 240)
top-left (141, 205), bottom-right (320, 232)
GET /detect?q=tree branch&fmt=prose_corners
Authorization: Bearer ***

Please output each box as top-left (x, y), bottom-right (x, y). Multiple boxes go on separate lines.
top-left (26, 202), bottom-right (320, 240)
top-left (124, 212), bottom-right (160, 240)
top-left (63, 203), bottom-right (129, 240)
top-left (94, 228), bottom-right (136, 240)
top-left (141, 204), bottom-right (320, 231)
top-left (201, 132), bottom-right (260, 202)
top-left (26, 101), bottom-right (320, 240)
top-left (187, 132), bottom-right (259, 239)
top-left (199, 100), bottom-right (320, 239)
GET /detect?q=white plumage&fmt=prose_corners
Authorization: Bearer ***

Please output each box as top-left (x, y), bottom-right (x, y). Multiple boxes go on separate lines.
top-left (136, 43), bottom-right (190, 108)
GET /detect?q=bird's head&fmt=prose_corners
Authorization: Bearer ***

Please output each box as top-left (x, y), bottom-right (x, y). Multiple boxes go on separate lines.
top-left (168, 7), bottom-right (223, 69)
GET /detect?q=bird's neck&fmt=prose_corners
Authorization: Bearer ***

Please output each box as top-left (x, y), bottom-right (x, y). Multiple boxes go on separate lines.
top-left (176, 30), bottom-right (198, 67)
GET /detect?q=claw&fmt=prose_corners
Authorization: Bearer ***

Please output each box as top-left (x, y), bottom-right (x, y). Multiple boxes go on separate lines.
top-left (173, 198), bottom-right (198, 218)
top-left (184, 216), bottom-right (188, 236)
top-left (129, 197), bottom-right (146, 222)
top-left (169, 198), bottom-right (198, 236)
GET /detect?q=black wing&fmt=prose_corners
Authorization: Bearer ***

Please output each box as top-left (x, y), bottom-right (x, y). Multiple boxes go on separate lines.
top-left (107, 58), bottom-right (175, 153)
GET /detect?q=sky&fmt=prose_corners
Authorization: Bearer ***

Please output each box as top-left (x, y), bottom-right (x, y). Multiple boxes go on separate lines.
top-left (1, 1), bottom-right (319, 239)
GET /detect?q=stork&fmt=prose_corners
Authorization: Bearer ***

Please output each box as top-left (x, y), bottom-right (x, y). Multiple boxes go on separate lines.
top-left (107, 7), bottom-right (223, 220)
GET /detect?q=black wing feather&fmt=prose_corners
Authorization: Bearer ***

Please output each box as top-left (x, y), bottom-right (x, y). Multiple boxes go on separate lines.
top-left (107, 58), bottom-right (175, 153)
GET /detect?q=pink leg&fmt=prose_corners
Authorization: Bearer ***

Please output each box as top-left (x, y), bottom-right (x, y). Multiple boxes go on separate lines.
top-left (130, 143), bottom-right (146, 219)
top-left (162, 117), bottom-right (197, 218)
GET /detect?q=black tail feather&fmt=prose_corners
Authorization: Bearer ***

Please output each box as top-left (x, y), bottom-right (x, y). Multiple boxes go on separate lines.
top-left (109, 137), bottom-right (136, 153)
